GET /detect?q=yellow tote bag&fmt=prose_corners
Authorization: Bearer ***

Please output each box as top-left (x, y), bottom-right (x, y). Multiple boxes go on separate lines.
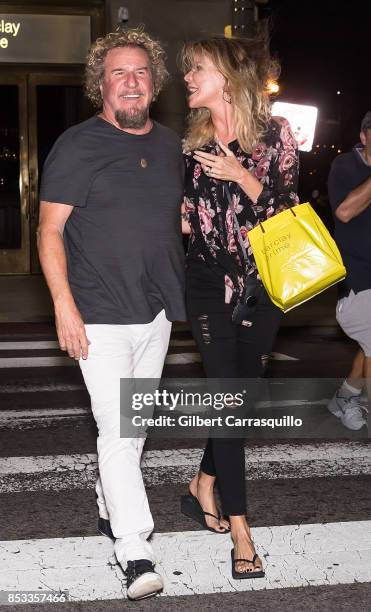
top-left (248, 202), bottom-right (346, 313)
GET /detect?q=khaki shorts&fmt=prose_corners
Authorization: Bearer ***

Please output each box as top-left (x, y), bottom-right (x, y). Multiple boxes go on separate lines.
top-left (336, 289), bottom-right (371, 357)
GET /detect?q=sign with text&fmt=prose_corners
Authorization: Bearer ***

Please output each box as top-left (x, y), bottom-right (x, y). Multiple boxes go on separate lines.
top-left (0, 14), bottom-right (91, 63)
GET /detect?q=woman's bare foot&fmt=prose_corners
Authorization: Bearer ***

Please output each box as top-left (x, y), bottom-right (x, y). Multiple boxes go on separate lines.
top-left (189, 471), bottom-right (230, 532)
top-left (230, 516), bottom-right (263, 574)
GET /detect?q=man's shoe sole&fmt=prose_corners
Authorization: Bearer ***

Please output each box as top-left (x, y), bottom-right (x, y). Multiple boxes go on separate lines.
top-left (127, 572), bottom-right (164, 601)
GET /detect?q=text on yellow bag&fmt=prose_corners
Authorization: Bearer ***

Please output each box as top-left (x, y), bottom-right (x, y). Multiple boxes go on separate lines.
top-left (248, 202), bottom-right (346, 313)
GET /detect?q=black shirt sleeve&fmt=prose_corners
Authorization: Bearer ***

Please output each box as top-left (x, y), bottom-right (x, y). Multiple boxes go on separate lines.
top-left (39, 129), bottom-right (94, 208)
top-left (328, 155), bottom-right (352, 212)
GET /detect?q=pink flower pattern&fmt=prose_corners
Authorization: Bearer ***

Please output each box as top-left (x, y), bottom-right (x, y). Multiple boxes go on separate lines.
top-left (198, 197), bottom-right (215, 236)
top-left (251, 142), bottom-right (267, 161)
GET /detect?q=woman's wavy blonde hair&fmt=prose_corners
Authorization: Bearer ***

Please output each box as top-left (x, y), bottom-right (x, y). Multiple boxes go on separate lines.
top-left (85, 26), bottom-right (169, 108)
top-left (180, 31), bottom-right (280, 153)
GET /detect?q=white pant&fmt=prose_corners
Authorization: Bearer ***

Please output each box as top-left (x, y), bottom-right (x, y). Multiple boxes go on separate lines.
top-left (79, 309), bottom-right (171, 567)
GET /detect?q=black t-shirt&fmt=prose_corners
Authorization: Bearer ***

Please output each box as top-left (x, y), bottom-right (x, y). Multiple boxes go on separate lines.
top-left (328, 146), bottom-right (371, 297)
top-left (40, 116), bottom-right (186, 323)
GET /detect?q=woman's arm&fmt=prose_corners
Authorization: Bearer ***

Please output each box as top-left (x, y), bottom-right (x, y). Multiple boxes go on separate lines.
top-left (235, 167), bottom-right (263, 203)
top-left (253, 117), bottom-right (300, 217)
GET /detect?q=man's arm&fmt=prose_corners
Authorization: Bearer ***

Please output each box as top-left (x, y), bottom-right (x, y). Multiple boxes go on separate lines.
top-left (37, 202), bottom-right (89, 360)
top-left (335, 176), bottom-right (371, 223)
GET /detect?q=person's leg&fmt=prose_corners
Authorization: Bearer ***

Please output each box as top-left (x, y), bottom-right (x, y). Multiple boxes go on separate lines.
top-left (187, 310), bottom-right (237, 532)
top-left (229, 294), bottom-right (283, 574)
top-left (132, 309), bottom-right (171, 379)
top-left (329, 290), bottom-right (369, 429)
top-left (115, 309), bottom-right (172, 566)
top-left (195, 310), bottom-right (247, 519)
top-left (363, 357), bottom-right (371, 422)
top-left (347, 348), bottom-right (365, 391)
top-left (236, 291), bottom-right (283, 379)
top-left (198, 438), bottom-right (215, 476)
top-left (95, 476), bottom-right (109, 521)
top-left (328, 348), bottom-right (365, 420)
top-left (80, 322), bottom-right (164, 569)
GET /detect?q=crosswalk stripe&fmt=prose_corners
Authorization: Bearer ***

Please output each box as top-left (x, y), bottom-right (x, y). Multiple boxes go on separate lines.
top-left (3, 442), bottom-right (368, 474)
top-left (170, 339), bottom-right (196, 347)
top-left (0, 399), bottom-right (334, 429)
top-left (0, 341), bottom-right (60, 350)
top-left (0, 382), bottom-right (85, 393)
top-left (0, 402), bottom-right (339, 431)
top-left (0, 351), bottom-right (300, 368)
top-left (1, 521), bottom-right (370, 599)
top-left (0, 354), bottom-right (203, 368)
top-left (0, 339), bottom-right (197, 350)
top-left (270, 352), bottom-right (299, 361)
top-left (165, 353), bottom-right (202, 365)
top-left (1, 443), bottom-right (369, 492)
top-left (0, 356), bottom-right (74, 368)
top-left (0, 407), bottom-right (90, 426)
top-left (0, 377), bottom-right (213, 393)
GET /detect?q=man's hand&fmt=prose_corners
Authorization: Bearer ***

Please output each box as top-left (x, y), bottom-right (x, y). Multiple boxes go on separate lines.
top-left (54, 297), bottom-right (90, 360)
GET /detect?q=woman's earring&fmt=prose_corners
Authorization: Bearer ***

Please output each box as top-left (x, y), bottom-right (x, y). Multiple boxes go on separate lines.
top-left (222, 89), bottom-right (232, 104)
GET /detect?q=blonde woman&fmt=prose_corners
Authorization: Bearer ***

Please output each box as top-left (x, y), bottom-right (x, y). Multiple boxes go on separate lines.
top-left (180, 34), bottom-right (299, 579)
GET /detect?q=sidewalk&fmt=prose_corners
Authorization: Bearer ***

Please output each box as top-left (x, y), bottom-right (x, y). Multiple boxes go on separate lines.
top-left (0, 275), bottom-right (53, 323)
top-left (0, 274), bottom-right (338, 326)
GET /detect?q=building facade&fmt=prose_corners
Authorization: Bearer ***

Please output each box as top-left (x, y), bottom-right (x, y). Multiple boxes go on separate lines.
top-left (0, 0), bottom-right (232, 275)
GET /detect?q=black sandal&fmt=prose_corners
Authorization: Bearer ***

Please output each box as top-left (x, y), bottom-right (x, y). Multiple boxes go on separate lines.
top-left (180, 491), bottom-right (230, 534)
top-left (231, 548), bottom-right (265, 580)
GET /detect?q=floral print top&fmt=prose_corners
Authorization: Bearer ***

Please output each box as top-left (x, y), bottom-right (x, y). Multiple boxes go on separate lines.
top-left (184, 116), bottom-right (300, 306)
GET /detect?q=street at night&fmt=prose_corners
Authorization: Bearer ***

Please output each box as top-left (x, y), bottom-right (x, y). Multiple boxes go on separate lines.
top-left (1, 0), bottom-right (370, 610)
top-left (0, 286), bottom-right (370, 610)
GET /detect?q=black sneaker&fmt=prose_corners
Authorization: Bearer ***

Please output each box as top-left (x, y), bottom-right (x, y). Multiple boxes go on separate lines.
top-left (97, 517), bottom-right (115, 540)
top-left (126, 559), bottom-right (164, 601)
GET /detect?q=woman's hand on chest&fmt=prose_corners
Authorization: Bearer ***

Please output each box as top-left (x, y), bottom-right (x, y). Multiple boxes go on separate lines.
top-left (193, 141), bottom-right (246, 184)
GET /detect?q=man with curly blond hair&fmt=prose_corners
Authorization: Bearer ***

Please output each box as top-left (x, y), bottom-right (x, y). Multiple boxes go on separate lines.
top-left (37, 27), bottom-right (185, 600)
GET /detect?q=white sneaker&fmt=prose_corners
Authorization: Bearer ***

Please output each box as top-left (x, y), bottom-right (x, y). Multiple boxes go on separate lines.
top-left (125, 559), bottom-right (164, 601)
top-left (328, 391), bottom-right (368, 430)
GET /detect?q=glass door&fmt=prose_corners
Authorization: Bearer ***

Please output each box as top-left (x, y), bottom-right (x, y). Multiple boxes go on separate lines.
top-left (28, 73), bottom-right (93, 272)
top-left (0, 71), bottom-right (94, 274)
top-left (0, 74), bottom-right (30, 273)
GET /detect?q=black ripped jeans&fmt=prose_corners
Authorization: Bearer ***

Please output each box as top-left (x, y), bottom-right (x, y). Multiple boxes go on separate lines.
top-left (187, 290), bottom-right (283, 516)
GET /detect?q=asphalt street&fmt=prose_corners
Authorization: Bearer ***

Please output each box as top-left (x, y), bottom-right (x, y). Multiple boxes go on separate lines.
top-left (0, 321), bottom-right (370, 611)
